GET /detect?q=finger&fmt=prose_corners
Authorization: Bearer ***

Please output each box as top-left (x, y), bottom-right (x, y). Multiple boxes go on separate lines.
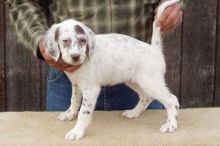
top-left (161, 5), bottom-right (181, 29)
top-left (39, 40), bottom-right (56, 62)
top-left (51, 56), bottom-right (80, 71)
top-left (162, 18), bottom-right (181, 32)
top-left (48, 64), bottom-right (64, 72)
top-left (51, 63), bottom-right (71, 69)
top-left (161, 11), bottom-right (183, 33)
top-left (161, 21), bottom-right (178, 33)
top-left (156, 5), bottom-right (174, 27)
top-left (161, 10), bottom-right (182, 31)
top-left (50, 64), bottom-right (77, 72)
top-left (64, 65), bottom-right (81, 73)
top-left (56, 59), bottom-right (73, 68)
top-left (57, 58), bottom-right (66, 65)
top-left (50, 60), bottom-right (75, 71)
top-left (43, 51), bottom-right (57, 63)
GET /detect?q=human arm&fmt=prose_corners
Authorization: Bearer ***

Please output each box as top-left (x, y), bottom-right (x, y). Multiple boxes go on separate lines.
top-left (5, 0), bottom-right (79, 72)
top-left (5, 0), bottom-right (48, 59)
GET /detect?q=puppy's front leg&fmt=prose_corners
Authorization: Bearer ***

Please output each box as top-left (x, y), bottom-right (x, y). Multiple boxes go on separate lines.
top-left (65, 86), bottom-right (101, 141)
top-left (58, 84), bottom-right (82, 121)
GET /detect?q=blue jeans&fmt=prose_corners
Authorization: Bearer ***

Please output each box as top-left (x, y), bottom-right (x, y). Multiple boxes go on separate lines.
top-left (47, 67), bottom-right (164, 111)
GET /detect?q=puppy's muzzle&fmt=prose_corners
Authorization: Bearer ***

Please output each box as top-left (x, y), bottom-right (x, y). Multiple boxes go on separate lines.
top-left (71, 54), bottom-right (80, 62)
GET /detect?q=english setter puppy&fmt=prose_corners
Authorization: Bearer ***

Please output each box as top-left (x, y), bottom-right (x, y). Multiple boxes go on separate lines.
top-left (44, 0), bottom-right (180, 141)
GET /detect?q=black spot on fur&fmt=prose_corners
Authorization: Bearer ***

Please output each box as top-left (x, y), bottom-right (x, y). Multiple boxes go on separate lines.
top-left (88, 104), bottom-right (93, 108)
top-left (74, 25), bottom-right (85, 34)
top-left (83, 111), bottom-right (90, 114)
top-left (55, 27), bottom-right (60, 42)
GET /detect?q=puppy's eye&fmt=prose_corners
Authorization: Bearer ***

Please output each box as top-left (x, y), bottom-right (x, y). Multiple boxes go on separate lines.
top-left (63, 39), bottom-right (69, 43)
top-left (62, 39), bottom-right (72, 47)
top-left (78, 37), bottom-right (87, 46)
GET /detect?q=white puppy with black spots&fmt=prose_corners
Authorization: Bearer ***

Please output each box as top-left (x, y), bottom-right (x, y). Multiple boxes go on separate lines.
top-left (44, 0), bottom-right (180, 141)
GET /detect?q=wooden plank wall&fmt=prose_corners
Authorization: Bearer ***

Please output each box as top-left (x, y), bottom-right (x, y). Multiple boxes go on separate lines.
top-left (216, 0), bottom-right (220, 106)
top-left (0, 0), bottom-right (5, 111)
top-left (1, 0), bottom-right (47, 111)
top-left (0, 0), bottom-right (220, 111)
top-left (181, 0), bottom-right (217, 107)
top-left (5, 14), bottom-right (42, 111)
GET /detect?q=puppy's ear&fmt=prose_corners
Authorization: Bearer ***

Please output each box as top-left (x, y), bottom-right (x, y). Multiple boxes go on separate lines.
top-left (86, 28), bottom-right (95, 59)
top-left (44, 24), bottom-right (60, 62)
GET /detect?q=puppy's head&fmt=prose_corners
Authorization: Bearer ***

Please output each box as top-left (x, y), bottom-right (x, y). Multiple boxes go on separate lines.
top-left (44, 19), bottom-right (95, 65)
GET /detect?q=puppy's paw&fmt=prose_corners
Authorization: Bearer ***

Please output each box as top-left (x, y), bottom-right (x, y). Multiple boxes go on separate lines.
top-left (65, 128), bottom-right (84, 141)
top-left (160, 122), bottom-right (177, 133)
top-left (122, 109), bottom-right (140, 119)
top-left (58, 109), bottom-right (78, 121)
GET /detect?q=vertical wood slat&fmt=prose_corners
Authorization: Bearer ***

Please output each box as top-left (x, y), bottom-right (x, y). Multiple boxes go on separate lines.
top-left (215, 0), bottom-right (220, 106)
top-left (164, 26), bottom-right (182, 100)
top-left (40, 63), bottom-right (48, 111)
top-left (5, 7), bottom-right (42, 111)
top-left (181, 0), bottom-right (217, 107)
top-left (39, 0), bottom-right (50, 111)
top-left (0, 0), bottom-right (6, 111)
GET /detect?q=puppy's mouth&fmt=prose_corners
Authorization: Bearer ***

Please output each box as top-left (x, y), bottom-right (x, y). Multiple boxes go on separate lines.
top-left (70, 60), bottom-right (82, 65)
top-left (62, 54), bottom-right (85, 66)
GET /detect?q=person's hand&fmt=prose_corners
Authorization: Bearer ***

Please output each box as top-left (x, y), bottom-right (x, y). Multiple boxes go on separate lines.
top-left (39, 39), bottom-right (81, 73)
top-left (156, 1), bottom-right (183, 33)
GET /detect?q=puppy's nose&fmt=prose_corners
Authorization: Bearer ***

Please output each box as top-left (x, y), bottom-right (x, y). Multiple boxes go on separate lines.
top-left (71, 54), bottom-right (80, 61)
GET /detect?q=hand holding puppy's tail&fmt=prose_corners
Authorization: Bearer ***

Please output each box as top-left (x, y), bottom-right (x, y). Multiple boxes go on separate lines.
top-left (151, 0), bottom-right (180, 47)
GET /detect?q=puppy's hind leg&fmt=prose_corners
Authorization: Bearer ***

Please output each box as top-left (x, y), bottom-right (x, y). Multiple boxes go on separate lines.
top-left (122, 82), bottom-right (153, 119)
top-left (58, 84), bottom-right (82, 121)
top-left (138, 78), bottom-right (179, 133)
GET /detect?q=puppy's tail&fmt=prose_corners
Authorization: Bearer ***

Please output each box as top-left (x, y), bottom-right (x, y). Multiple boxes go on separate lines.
top-left (151, 0), bottom-right (180, 48)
